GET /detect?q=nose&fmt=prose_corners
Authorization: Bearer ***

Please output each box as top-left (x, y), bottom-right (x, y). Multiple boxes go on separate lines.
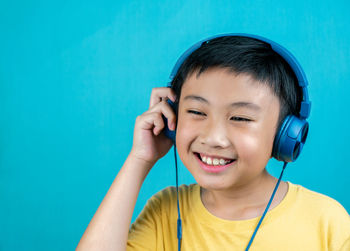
top-left (200, 119), bottom-right (231, 148)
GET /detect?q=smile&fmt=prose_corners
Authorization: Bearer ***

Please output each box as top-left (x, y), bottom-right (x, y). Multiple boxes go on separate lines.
top-left (194, 152), bottom-right (236, 173)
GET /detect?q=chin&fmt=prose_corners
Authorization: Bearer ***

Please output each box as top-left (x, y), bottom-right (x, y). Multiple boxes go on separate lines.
top-left (199, 182), bottom-right (228, 191)
top-left (191, 171), bottom-right (236, 191)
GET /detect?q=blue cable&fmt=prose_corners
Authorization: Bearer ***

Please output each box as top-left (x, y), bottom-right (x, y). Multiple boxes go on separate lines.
top-left (173, 143), bottom-right (182, 251)
top-left (245, 161), bottom-right (288, 250)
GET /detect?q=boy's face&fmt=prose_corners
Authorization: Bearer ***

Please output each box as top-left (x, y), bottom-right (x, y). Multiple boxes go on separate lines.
top-left (175, 67), bottom-right (280, 191)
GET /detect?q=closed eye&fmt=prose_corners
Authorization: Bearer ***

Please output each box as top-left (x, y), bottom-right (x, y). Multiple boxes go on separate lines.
top-left (187, 110), bottom-right (251, 122)
top-left (231, 117), bottom-right (251, 122)
top-left (187, 110), bottom-right (205, 116)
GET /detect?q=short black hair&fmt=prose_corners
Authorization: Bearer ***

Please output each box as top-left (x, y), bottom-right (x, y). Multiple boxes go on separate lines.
top-left (170, 36), bottom-right (303, 132)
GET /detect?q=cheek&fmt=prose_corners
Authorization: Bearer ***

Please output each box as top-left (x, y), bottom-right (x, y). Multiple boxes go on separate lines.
top-left (235, 133), bottom-right (260, 158)
top-left (232, 129), bottom-right (272, 162)
top-left (175, 115), bottom-right (200, 168)
top-left (175, 117), bottom-right (196, 150)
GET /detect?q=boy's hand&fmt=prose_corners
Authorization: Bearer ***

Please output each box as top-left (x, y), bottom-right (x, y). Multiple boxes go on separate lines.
top-left (129, 87), bottom-right (177, 168)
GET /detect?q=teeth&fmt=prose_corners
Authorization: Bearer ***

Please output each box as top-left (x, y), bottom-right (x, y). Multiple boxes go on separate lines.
top-left (207, 157), bottom-right (212, 165)
top-left (199, 155), bottom-right (232, 166)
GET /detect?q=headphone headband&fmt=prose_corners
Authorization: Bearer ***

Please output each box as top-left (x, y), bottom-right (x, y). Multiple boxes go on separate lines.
top-left (169, 33), bottom-right (311, 120)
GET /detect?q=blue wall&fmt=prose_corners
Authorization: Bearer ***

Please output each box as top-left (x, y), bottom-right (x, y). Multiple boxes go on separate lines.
top-left (1, 0), bottom-right (349, 250)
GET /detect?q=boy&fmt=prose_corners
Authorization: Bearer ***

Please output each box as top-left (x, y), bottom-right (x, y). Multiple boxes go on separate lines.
top-left (77, 35), bottom-right (350, 250)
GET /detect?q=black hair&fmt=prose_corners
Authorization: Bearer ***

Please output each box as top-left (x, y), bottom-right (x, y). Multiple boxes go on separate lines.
top-left (170, 36), bottom-right (303, 132)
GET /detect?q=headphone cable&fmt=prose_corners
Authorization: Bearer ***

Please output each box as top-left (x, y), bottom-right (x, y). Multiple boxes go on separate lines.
top-left (173, 143), bottom-right (182, 251)
top-left (244, 161), bottom-right (288, 250)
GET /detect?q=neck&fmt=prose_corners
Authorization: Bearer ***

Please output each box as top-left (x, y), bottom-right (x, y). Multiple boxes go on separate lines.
top-left (200, 170), bottom-right (286, 220)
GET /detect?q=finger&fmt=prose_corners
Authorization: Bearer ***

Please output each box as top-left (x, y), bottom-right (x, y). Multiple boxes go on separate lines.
top-left (147, 99), bottom-right (177, 130)
top-left (139, 112), bottom-right (165, 135)
top-left (153, 113), bottom-right (165, 135)
top-left (149, 87), bottom-right (177, 109)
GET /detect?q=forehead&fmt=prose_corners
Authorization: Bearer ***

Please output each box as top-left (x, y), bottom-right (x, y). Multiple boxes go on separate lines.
top-left (180, 68), bottom-right (279, 111)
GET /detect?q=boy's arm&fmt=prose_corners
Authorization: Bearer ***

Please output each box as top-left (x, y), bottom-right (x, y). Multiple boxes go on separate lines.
top-left (76, 87), bottom-right (176, 251)
top-left (76, 154), bottom-right (153, 251)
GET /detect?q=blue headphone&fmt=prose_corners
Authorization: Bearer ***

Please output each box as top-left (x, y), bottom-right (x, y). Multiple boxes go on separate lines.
top-left (164, 33), bottom-right (311, 163)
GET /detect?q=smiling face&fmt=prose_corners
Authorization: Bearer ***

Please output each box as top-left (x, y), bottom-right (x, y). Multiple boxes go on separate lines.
top-left (175, 67), bottom-right (281, 191)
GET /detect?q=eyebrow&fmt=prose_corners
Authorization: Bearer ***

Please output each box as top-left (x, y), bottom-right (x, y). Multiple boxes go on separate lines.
top-left (183, 95), bottom-right (261, 111)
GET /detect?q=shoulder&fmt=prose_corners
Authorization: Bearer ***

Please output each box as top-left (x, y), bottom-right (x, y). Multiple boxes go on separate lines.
top-left (152, 183), bottom-right (197, 202)
top-left (289, 182), bottom-right (350, 233)
top-left (148, 183), bottom-right (197, 210)
top-left (154, 183), bottom-right (197, 197)
top-left (291, 182), bottom-right (349, 217)
top-left (286, 182), bottom-right (350, 249)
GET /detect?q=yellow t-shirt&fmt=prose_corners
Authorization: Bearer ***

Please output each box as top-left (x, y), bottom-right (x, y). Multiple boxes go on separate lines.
top-left (127, 181), bottom-right (350, 250)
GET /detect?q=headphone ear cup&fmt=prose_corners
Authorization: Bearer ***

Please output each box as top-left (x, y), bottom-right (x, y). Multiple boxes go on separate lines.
top-left (162, 99), bottom-right (177, 143)
top-left (272, 115), bottom-right (309, 162)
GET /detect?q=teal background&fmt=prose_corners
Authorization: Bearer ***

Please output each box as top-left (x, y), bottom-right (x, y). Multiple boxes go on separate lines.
top-left (1, 0), bottom-right (349, 250)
